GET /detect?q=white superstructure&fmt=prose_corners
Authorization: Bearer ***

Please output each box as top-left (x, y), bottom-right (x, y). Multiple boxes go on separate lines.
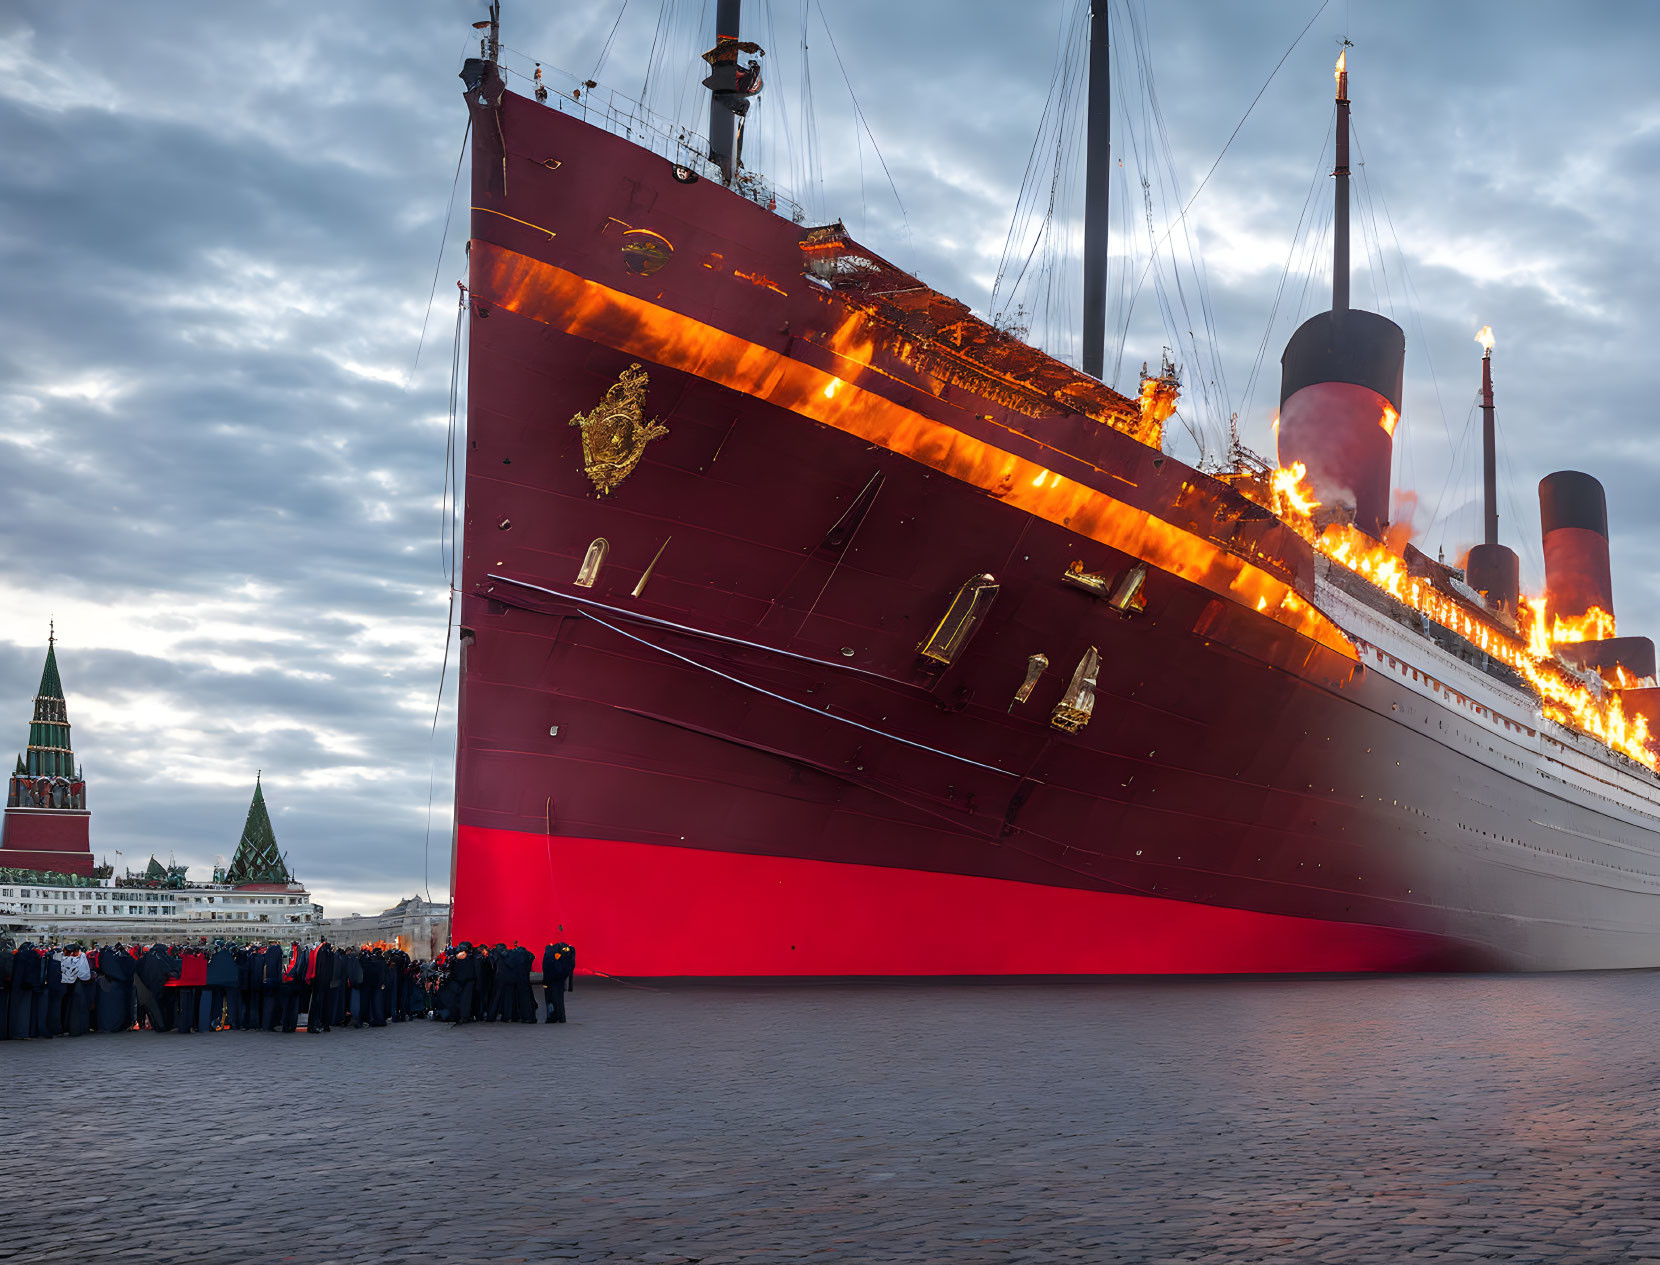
top-left (0, 874), bottom-right (321, 945)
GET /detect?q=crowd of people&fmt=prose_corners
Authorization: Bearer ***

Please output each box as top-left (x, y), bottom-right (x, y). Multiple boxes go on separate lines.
top-left (0, 937), bottom-right (577, 1039)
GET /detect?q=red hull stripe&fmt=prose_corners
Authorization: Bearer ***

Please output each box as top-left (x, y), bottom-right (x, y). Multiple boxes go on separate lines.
top-left (453, 825), bottom-right (1448, 976)
top-left (470, 241), bottom-right (1353, 662)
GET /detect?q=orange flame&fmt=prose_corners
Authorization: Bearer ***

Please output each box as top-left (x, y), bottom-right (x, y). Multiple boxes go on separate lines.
top-left (1270, 464), bottom-right (1655, 768)
top-left (1335, 49), bottom-right (1346, 82)
top-left (1549, 605), bottom-right (1616, 643)
top-left (1271, 461), bottom-right (1321, 522)
top-left (1137, 374), bottom-right (1179, 431)
top-left (1474, 325), bottom-right (1495, 354)
top-left (1379, 403), bottom-right (1399, 437)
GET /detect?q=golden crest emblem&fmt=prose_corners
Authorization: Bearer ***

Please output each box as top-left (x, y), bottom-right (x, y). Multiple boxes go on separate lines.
top-left (569, 363), bottom-right (668, 496)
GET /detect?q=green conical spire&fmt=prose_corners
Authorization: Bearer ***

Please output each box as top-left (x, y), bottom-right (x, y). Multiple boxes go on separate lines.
top-left (36, 629), bottom-right (64, 702)
top-left (225, 773), bottom-right (292, 884)
top-left (12, 626), bottom-right (79, 783)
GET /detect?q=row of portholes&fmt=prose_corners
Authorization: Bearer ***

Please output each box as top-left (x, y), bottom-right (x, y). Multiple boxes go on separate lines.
top-left (1538, 758), bottom-right (1660, 829)
top-left (1457, 816), bottom-right (1660, 883)
top-left (1364, 643), bottom-right (1535, 737)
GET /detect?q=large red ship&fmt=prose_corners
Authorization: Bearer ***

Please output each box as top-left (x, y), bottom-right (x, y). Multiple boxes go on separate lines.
top-left (449, 6), bottom-right (1660, 975)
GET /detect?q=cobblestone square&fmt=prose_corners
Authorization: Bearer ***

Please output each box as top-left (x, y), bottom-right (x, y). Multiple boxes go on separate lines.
top-left (5, 973), bottom-right (1660, 1262)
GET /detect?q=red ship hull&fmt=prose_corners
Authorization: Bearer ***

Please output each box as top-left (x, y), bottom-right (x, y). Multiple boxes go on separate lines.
top-left (450, 72), bottom-right (1660, 975)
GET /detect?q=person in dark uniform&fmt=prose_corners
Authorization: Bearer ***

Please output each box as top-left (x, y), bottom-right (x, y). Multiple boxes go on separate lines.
top-left (541, 941), bottom-right (575, 1023)
top-left (95, 943), bottom-right (137, 1033)
top-left (387, 948), bottom-right (410, 1022)
top-left (279, 942), bottom-right (305, 1032)
top-left (329, 944), bottom-right (348, 1028)
top-left (475, 945), bottom-right (494, 1022)
top-left (345, 946), bottom-right (364, 1025)
top-left (306, 939), bottom-right (334, 1032)
top-left (512, 943), bottom-right (537, 1023)
top-left (357, 949), bottom-right (386, 1027)
top-left (449, 943), bottom-right (477, 1025)
top-left (134, 944), bottom-right (177, 1033)
top-left (8, 942), bottom-right (42, 1039)
top-left (205, 940), bottom-right (239, 1031)
top-left (41, 948), bottom-right (64, 1038)
top-left (259, 942), bottom-right (283, 1030)
top-left (233, 942), bottom-right (253, 1030)
top-left (487, 943), bottom-right (513, 1022)
top-left (0, 937), bottom-right (12, 1039)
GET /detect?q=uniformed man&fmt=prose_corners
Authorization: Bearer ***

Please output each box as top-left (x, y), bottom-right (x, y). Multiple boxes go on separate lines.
top-left (541, 941), bottom-right (575, 1023)
top-left (448, 942), bottom-right (477, 1025)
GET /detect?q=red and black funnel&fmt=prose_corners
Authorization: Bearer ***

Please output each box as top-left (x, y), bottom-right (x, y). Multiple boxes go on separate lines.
top-left (1539, 471), bottom-right (1614, 625)
top-left (1276, 55), bottom-right (1404, 540)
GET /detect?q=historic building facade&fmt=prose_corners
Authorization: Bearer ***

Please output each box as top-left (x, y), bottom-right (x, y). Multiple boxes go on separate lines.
top-left (320, 896), bottom-right (451, 958)
top-left (0, 775), bottom-right (321, 944)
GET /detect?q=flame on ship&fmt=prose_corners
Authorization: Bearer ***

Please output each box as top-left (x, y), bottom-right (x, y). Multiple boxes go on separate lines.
top-left (1379, 403), bottom-right (1399, 437)
top-left (1335, 49), bottom-right (1346, 85)
top-left (1475, 325), bottom-right (1495, 353)
top-left (1269, 463), bottom-right (1654, 767)
top-left (1138, 374), bottom-right (1179, 431)
top-left (1549, 606), bottom-right (1617, 643)
top-left (1271, 461), bottom-right (1321, 519)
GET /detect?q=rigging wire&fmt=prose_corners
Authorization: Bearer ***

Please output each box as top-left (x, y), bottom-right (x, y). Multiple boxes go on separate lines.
top-left (797, 0), bottom-right (825, 219)
top-left (1350, 122), bottom-right (1458, 540)
top-left (991, 0), bottom-right (1083, 325)
top-left (406, 122), bottom-right (472, 390)
top-left (1236, 116), bottom-right (1331, 444)
top-left (813, 0), bottom-right (910, 254)
top-left (1117, 0), bottom-right (1333, 402)
top-left (590, 0), bottom-right (632, 83)
top-left (421, 294), bottom-right (468, 905)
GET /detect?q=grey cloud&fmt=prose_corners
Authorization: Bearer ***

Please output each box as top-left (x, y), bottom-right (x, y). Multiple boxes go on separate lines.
top-left (6, 0), bottom-right (1660, 912)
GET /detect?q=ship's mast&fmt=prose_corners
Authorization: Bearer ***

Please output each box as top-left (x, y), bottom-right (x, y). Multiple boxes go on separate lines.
top-left (1081, 0), bottom-right (1111, 380)
top-left (1481, 337), bottom-right (1498, 545)
top-left (707, 0), bottom-right (742, 184)
top-left (1333, 42), bottom-right (1351, 312)
top-left (482, 1), bottom-right (499, 65)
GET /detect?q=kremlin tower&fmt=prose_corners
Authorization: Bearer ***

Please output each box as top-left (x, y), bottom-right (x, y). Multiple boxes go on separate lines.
top-left (220, 773), bottom-right (294, 886)
top-left (3, 628), bottom-right (94, 876)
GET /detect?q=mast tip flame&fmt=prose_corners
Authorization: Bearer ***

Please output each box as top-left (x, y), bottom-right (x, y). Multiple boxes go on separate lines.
top-left (1475, 325), bottom-right (1495, 353)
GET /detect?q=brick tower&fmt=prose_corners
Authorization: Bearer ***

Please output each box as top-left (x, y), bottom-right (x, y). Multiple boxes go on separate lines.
top-left (3, 627), bottom-right (93, 876)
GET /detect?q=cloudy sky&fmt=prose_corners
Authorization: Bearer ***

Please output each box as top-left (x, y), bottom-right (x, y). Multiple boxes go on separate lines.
top-left (4, 1), bottom-right (1658, 915)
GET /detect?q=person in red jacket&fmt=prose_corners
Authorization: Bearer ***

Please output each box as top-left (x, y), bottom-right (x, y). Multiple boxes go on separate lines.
top-left (174, 943), bottom-right (208, 1034)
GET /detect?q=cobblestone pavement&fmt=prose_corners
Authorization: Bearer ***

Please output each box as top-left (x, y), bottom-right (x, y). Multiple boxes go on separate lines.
top-left (5, 974), bottom-right (1660, 1263)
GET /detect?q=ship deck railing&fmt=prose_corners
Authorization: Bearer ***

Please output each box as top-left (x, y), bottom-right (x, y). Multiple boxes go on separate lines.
top-left (497, 58), bottom-right (805, 223)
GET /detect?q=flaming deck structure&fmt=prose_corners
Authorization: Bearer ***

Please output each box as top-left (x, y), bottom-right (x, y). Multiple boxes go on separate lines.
top-left (449, 8), bottom-right (1660, 975)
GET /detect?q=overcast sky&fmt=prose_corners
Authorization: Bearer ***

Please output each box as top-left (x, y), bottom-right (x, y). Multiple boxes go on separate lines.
top-left (4, 1), bottom-right (1659, 915)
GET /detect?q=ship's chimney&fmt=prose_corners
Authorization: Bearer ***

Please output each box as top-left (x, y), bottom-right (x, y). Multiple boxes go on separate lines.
top-left (1464, 327), bottom-right (1520, 614)
top-left (1276, 49), bottom-right (1404, 541)
top-left (1539, 471), bottom-right (1615, 627)
top-left (1538, 470), bottom-right (1658, 687)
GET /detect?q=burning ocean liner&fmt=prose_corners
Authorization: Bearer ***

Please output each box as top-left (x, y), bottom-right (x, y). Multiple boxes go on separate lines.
top-left (449, 4), bottom-right (1660, 975)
